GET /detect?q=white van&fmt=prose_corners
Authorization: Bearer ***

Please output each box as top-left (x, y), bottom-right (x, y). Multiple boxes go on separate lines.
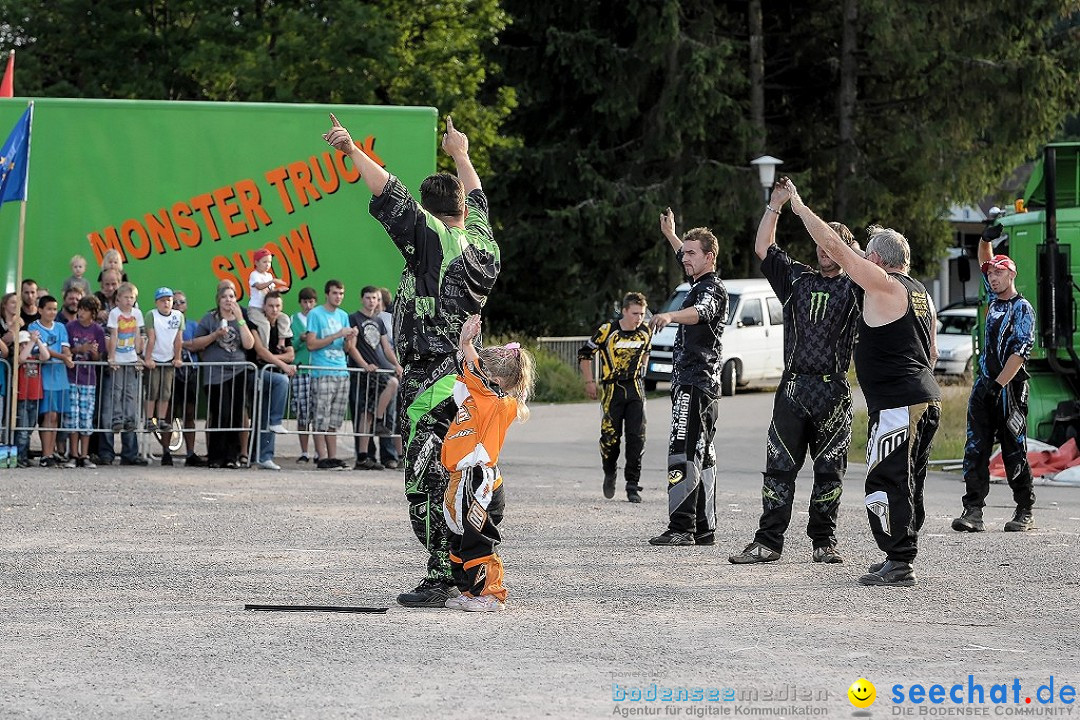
top-left (644, 278), bottom-right (784, 396)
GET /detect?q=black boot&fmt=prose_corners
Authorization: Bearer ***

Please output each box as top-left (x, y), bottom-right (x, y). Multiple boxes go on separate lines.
top-left (1004, 508), bottom-right (1034, 532)
top-left (951, 507), bottom-right (984, 532)
top-left (858, 559), bottom-right (916, 587)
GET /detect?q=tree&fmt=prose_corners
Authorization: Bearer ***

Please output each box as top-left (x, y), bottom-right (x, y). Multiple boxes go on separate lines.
top-left (487, 0), bottom-right (760, 335)
top-left (0, 0), bottom-right (515, 175)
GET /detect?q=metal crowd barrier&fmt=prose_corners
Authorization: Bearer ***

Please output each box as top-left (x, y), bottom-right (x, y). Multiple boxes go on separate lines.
top-left (537, 336), bottom-right (589, 370)
top-left (0, 357), bottom-right (10, 445)
top-left (3, 357), bottom-right (400, 468)
top-left (251, 364), bottom-right (400, 467)
top-left (7, 359), bottom-right (261, 466)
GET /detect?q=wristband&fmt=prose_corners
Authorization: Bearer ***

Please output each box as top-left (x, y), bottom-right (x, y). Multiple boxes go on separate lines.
top-left (237, 320), bottom-right (246, 327)
top-left (765, 204), bottom-right (781, 215)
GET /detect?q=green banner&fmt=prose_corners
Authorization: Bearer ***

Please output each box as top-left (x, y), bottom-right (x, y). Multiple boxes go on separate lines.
top-left (0, 98), bottom-right (435, 310)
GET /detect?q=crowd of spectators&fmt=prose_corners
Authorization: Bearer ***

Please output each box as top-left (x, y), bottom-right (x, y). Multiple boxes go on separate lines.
top-left (0, 252), bottom-right (402, 472)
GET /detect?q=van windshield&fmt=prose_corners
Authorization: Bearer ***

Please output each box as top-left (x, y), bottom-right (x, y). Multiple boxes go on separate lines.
top-left (661, 290), bottom-right (739, 325)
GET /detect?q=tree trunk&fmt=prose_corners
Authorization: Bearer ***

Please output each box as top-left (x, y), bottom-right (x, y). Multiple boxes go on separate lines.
top-left (835, 0), bottom-right (858, 221)
top-left (748, 0), bottom-right (765, 158)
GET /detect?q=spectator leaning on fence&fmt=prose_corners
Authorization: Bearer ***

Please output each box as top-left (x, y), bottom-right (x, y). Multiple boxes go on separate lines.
top-left (304, 279), bottom-right (363, 471)
top-left (252, 291), bottom-right (296, 471)
top-left (106, 282), bottom-right (147, 467)
top-left (190, 283), bottom-right (255, 469)
top-left (144, 287), bottom-right (185, 466)
top-left (65, 294), bottom-right (105, 468)
top-left (29, 295), bottom-right (74, 468)
top-left (15, 329), bottom-right (48, 467)
top-left (291, 286), bottom-right (318, 463)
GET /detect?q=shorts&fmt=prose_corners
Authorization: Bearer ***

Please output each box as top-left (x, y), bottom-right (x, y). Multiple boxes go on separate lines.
top-left (40, 388), bottom-right (71, 415)
top-left (291, 374), bottom-right (313, 428)
top-left (64, 384), bottom-right (97, 433)
top-left (146, 365), bottom-right (176, 405)
top-left (312, 375), bottom-right (349, 432)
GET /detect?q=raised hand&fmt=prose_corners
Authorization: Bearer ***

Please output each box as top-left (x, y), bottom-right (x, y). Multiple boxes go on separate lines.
top-left (770, 179), bottom-right (792, 207)
top-left (660, 207), bottom-right (677, 239)
top-left (780, 177), bottom-right (805, 213)
top-left (441, 115), bottom-right (469, 158)
top-left (323, 113), bottom-right (355, 154)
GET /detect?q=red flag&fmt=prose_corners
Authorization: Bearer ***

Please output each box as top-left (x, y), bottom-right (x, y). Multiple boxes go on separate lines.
top-left (0, 50), bottom-right (14, 98)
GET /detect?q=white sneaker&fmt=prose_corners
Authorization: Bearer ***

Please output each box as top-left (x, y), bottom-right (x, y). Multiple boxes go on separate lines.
top-left (257, 459), bottom-right (282, 471)
top-left (268, 424), bottom-right (289, 434)
top-left (444, 594), bottom-right (471, 610)
top-left (456, 594), bottom-right (506, 612)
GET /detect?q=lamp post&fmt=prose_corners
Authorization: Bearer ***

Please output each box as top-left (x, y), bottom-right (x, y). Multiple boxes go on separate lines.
top-left (751, 155), bottom-right (783, 202)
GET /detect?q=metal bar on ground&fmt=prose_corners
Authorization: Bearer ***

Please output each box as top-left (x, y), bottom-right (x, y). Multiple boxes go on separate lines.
top-left (244, 604), bottom-right (389, 614)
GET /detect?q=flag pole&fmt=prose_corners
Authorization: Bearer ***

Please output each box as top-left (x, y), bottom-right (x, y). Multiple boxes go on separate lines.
top-left (8, 101), bottom-right (31, 446)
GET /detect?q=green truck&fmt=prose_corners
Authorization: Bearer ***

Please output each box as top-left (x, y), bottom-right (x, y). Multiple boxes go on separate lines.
top-left (0, 98), bottom-right (436, 307)
top-left (986, 143), bottom-right (1080, 443)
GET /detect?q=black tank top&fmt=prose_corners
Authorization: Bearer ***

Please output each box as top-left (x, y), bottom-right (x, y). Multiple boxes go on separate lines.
top-left (854, 274), bottom-right (940, 412)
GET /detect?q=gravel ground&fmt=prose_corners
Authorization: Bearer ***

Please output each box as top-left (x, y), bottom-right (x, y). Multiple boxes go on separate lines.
top-left (2, 389), bottom-right (1078, 719)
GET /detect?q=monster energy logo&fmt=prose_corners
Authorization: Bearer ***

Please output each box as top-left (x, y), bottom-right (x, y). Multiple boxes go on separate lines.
top-left (809, 291), bottom-right (830, 322)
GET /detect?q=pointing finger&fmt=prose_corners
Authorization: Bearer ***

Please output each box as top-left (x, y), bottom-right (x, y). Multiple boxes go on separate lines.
top-left (446, 115), bottom-right (454, 132)
top-left (329, 112), bottom-right (342, 128)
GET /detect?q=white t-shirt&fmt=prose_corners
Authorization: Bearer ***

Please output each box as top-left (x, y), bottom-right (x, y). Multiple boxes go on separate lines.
top-left (107, 307), bottom-right (145, 364)
top-left (146, 308), bottom-right (185, 362)
top-left (248, 269), bottom-right (273, 309)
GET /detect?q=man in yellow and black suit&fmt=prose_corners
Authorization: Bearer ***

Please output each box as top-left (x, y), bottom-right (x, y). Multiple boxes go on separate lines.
top-left (579, 292), bottom-right (652, 503)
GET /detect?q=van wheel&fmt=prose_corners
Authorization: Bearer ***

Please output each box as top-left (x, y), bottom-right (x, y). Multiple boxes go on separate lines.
top-left (721, 360), bottom-right (736, 397)
top-left (644, 379), bottom-right (657, 392)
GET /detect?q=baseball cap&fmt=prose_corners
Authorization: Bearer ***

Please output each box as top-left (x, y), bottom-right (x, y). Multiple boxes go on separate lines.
top-left (252, 248), bottom-right (272, 262)
top-left (18, 330), bottom-right (30, 344)
top-left (155, 287), bottom-right (174, 300)
top-left (981, 254), bottom-right (1016, 274)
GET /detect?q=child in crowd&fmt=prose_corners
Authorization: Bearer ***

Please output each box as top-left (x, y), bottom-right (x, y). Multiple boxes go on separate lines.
top-left (107, 282), bottom-right (144, 437)
top-left (144, 287), bottom-right (184, 465)
top-left (97, 249), bottom-right (128, 283)
top-left (441, 315), bottom-right (534, 612)
top-left (29, 295), bottom-right (74, 467)
top-left (15, 329), bottom-right (48, 467)
top-left (247, 248), bottom-right (290, 346)
top-left (66, 295), bottom-right (105, 468)
top-left (62, 254), bottom-right (92, 296)
top-left (291, 286), bottom-right (317, 463)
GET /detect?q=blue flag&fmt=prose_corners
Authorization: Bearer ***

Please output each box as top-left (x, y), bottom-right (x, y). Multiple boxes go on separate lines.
top-left (0, 106), bottom-right (32, 204)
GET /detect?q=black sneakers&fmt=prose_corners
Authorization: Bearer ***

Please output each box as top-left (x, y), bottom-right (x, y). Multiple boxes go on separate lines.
top-left (812, 545), bottom-right (843, 564)
top-left (858, 559), bottom-right (916, 587)
top-left (602, 472), bottom-right (616, 499)
top-left (397, 579), bottom-right (460, 608)
top-left (694, 531), bottom-right (715, 546)
top-left (951, 507), bottom-right (985, 532)
top-left (728, 541), bottom-right (781, 564)
top-left (1004, 508), bottom-right (1034, 532)
top-left (649, 530), bottom-right (695, 546)
top-left (626, 485), bottom-right (642, 504)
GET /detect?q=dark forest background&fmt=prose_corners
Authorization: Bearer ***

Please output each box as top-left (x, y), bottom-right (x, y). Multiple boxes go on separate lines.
top-left (2, 0), bottom-right (1078, 333)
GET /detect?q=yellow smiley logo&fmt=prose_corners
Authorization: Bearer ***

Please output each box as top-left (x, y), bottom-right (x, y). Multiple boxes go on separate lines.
top-left (848, 678), bottom-right (876, 708)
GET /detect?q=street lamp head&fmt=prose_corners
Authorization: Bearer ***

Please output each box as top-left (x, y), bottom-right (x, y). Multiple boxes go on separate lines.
top-left (751, 155), bottom-right (783, 189)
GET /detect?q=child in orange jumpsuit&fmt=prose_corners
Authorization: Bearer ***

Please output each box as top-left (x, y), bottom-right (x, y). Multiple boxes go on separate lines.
top-left (442, 314), bottom-right (534, 612)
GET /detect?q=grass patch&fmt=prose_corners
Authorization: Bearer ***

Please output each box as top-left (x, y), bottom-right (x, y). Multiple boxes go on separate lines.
top-left (849, 382), bottom-right (971, 463)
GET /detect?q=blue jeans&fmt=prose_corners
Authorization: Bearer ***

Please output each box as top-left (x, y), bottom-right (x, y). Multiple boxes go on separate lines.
top-left (15, 398), bottom-right (40, 462)
top-left (257, 370), bottom-right (289, 463)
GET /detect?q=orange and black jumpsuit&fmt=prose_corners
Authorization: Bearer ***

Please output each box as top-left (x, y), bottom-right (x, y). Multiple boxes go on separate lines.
top-left (578, 322), bottom-right (652, 492)
top-left (441, 356), bottom-right (519, 602)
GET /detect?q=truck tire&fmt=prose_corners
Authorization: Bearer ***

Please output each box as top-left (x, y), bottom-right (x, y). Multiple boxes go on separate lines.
top-left (721, 360), bottom-right (736, 397)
